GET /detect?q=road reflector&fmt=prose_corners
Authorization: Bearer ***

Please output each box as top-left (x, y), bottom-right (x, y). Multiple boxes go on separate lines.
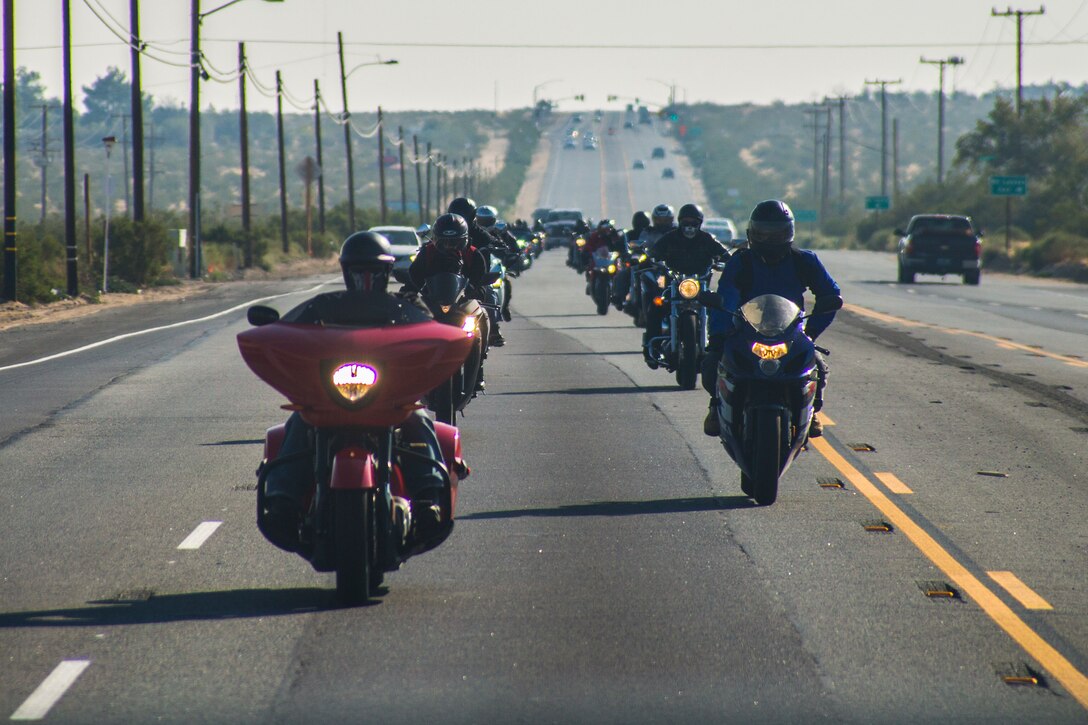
top-left (862, 520), bottom-right (893, 533)
top-left (977, 471), bottom-right (1009, 478)
top-left (818, 477), bottom-right (845, 489)
top-left (995, 662), bottom-right (1045, 687)
top-left (918, 580), bottom-right (959, 599)
top-left (847, 443), bottom-right (876, 452)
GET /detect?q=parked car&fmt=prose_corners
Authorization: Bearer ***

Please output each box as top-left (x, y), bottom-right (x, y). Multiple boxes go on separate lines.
top-left (661, 167), bottom-right (675, 179)
top-left (895, 214), bottom-right (982, 285)
top-left (651, 147), bottom-right (666, 159)
top-left (632, 159), bottom-right (645, 170)
top-left (703, 217), bottom-right (739, 248)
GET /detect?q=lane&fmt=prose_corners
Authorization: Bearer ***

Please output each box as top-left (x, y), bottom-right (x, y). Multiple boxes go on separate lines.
top-left (0, 106), bottom-right (1086, 723)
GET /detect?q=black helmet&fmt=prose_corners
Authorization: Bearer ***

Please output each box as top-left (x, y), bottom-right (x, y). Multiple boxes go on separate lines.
top-left (631, 211), bottom-right (651, 231)
top-left (598, 218), bottom-right (614, 230)
top-left (447, 197), bottom-right (477, 225)
top-left (476, 205), bottom-right (498, 228)
top-left (651, 203), bottom-right (674, 229)
top-left (432, 213), bottom-right (469, 252)
top-left (339, 231), bottom-right (394, 292)
top-left (747, 199), bottom-right (795, 263)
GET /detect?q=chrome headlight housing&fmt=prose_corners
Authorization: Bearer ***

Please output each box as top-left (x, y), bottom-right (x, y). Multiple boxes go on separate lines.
top-left (678, 278), bottom-right (700, 299)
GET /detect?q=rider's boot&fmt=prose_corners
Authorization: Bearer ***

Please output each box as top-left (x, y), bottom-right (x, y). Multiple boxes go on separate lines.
top-left (410, 487), bottom-right (443, 536)
top-left (808, 414), bottom-right (823, 438)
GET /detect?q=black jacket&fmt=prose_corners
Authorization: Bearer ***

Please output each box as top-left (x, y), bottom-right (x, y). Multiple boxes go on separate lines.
top-left (649, 229), bottom-right (728, 275)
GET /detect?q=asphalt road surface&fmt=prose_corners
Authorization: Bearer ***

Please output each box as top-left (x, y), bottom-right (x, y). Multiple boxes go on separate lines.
top-left (1, 112), bottom-right (1087, 723)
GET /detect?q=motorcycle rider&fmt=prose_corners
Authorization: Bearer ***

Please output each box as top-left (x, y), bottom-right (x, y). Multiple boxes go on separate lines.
top-left (612, 211), bottom-right (651, 309)
top-left (583, 219), bottom-right (620, 294)
top-left (475, 205), bottom-right (519, 322)
top-left (701, 200), bottom-right (841, 438)
top-left (445, 197), bottom-right (508, 346)
top-left (637, 203), bottom-right (677, 247)
top-left (641, 204), bottom-right (728, 367)
top-left (262, 231), bottom-right (451, 552)
top-left (408, 213), bottom-right (489, 291)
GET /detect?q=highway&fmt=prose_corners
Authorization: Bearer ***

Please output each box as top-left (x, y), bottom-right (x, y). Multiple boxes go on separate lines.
top-left (1, 111), bottom-right (1087, 723)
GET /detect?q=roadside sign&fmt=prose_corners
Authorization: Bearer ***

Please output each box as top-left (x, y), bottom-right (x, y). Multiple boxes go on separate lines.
top-left (794, 209), bottom-right (818, 223)
top-left (865, 195), bottom-right (890, 210)
top-left (990, 175), bottom-right (1028, 196)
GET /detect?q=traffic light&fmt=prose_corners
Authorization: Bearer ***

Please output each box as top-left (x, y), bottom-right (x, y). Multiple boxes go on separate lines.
top-left (574, 94), bottom-right (585, 101)
top-left (607, 95), bottom-right (618, 101)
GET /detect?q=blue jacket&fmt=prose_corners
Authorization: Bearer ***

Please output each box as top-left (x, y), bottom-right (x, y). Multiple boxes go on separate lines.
top-left (708, 248), bottom-right (841, 340)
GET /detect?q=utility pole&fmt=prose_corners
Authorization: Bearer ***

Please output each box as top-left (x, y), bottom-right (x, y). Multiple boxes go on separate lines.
top-left (398, 126), bottom-right (407, 215)
top-left (337, 32), bottom-right (355, 230)
top-left (992, 6), bottom-right (1044, 116)
top-left (822, 104), bottom-right (832, 222)
top-left (803, 105), bottom-right (825, 209)
top-left (413, 135), bottom-right (424, 225)
top-left (276, 70), bottom-right (289, 254)
top-left (377, 107), bottom-right (388, 224)
top-left (238, 42), bottom-right (252, 266)
top-left (32, 105), bottom-right (52, 223)
top-left (3, 0), bottom-right (17, 300)
top-left (62, 0), bottom-right (78, 296)
top-left (188, 0), bottom-right (200, 278)
top-left (920, 56), bottom-right (965, 183)
top-left (147, 119), bottom-right (156, 211)
top-left (313, 79), bottom-right (326, 234)
top-left (893, 118), bottom-right (900, 204)
top-left (825, 96), bottom-right (849, 207)
top-left (129, 0), bottom-right (145, 222)
top-left (865, 79), bottom-right (901, 197)
top-left (425, 141), bottom-right (432, 222)
top-left (113, 114), bottom-right (132, 216)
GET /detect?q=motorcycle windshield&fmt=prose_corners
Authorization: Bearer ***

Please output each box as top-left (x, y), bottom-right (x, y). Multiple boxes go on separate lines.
top-left (422, 273), bottom-right (468, 306)
top-left (739, 294), bottom-right (802, 336)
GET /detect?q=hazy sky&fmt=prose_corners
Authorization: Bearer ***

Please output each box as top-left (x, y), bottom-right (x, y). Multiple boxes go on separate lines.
top-left (12, 0), bottom-right (1088, 115)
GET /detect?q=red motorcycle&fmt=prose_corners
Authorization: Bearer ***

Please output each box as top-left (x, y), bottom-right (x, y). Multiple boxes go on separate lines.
top-left (237, 295), bottom-right (473, 605)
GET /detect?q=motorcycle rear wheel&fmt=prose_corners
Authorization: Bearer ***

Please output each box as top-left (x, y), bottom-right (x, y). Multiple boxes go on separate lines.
top-left (675, 314), bottom-right (699, 390)
top-left (334, 489), bottom-right (374, 606)
top-left (750, 410), bottom-right (781, 505)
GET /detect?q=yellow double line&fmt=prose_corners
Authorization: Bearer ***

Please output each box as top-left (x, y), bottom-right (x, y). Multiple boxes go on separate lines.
top-left (845, 303), bottom-right (1088, 369)
top-left (811, 433), bottom-right (1088, 709)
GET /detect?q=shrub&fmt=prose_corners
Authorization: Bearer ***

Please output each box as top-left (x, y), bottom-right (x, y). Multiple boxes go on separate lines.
top-left (1019, 231), bottom-right (1088, 271)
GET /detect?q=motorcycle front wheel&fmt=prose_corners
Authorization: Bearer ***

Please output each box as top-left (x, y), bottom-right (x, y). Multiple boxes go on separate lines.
top-left (675, 314), bottom-right (699, 390)
top-left (334, 489), bottom-right (375, 606)
top-left (594, 276), bottom-right (610, 315)
top-left (750, 409), bottom-right (781, 505)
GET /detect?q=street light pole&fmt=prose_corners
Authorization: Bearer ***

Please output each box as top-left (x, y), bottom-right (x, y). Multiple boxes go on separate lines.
top-left (920, 56), bottom-right (965, 184)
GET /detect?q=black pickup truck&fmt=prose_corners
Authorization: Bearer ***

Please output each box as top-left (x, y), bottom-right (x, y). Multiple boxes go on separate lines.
top-left (895, 214), bottom-right (982, 285)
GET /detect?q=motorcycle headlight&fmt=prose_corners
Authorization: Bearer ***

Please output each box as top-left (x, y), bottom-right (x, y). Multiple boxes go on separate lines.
top-left (751, 342), bottom-right (788, 360)
top-left (331, 363), bottom-right (378, 403)
top-left (657, 275), bottom-right (667, 289)
top-left (638, 253), bottom-right (647, 262)
top-left (440, 304), bottom-right (452, 313)
top-left (576, 238), bottom-right (586, 247)
top-left (678, 278), bottom-right (700, 299)
top-left (607, 264), bottom-right (617, 274)
top-left (491, 278), bottom-right (503, 289)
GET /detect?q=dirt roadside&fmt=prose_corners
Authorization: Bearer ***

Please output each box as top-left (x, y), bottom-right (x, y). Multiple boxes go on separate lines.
top-left (0, 256), bottom-right (337, 333)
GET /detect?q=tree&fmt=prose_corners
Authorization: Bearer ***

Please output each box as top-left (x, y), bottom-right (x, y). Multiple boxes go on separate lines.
top-left (81, 67), bottom-right (152, 128)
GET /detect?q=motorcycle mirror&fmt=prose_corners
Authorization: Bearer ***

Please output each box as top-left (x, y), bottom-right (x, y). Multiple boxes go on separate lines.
top-left (416, 223), bottom-right (431, 235)
top-left (482, 271), bottom-right (502, 285)
top-left (247, 305), bottom-right (280, 327)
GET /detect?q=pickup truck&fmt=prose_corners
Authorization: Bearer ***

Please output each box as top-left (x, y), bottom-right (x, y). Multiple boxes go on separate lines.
top-left (895, 214), bottom-right (982, 285)
top-left (542, 208), bottom-right (586, 250)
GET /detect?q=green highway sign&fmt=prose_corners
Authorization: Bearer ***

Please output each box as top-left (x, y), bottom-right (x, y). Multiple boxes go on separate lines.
top-left (990, 175), bottom-right (1028, 196)
top-left (793, 209), bottom-right (818, 222)
top-left (865, 195), bottom-right (890, 210)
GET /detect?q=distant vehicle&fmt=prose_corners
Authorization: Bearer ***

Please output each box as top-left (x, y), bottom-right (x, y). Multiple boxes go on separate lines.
top-left (651, 147), bottom-right (666, 159)
top-left (572, 113), bottom-right (583, 123)
top-left (531, 207), bottom-right (552, 225)
top-left (369, 225), bottom-right (423, 275)
top-left (542, 208), bottom-right (585, 250)
top-left (661, 167), bottom-right (675, 179)
top-left (638, 106), bottom-right (652, 124)
top-left (703, 217), bottom-right (739, 247)
top-left (632, 159), bottom-right (645, 170)
top-left (563, 137), bottom-right (577, 149)
top-left (594, 110), bottom-right (603, 122)
top-left (623, 120), bottom-right (634, 129)
top-left (583, 136), bottom-right (598, 150)
top-left (895, 214), bottom-right (982, 285)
